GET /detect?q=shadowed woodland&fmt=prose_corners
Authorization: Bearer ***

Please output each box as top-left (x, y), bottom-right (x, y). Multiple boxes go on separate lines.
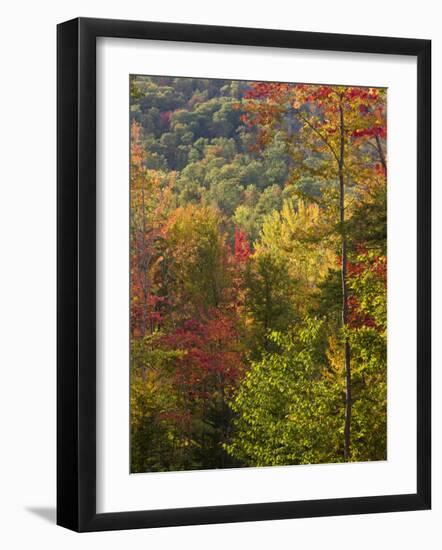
top-left (130, 76), bottom-right (387, 473)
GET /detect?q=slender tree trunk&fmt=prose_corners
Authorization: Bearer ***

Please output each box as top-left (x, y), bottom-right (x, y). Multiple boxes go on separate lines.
top-left (218, 372), bottom-right (226, 468)
top-left (339, 98), bottom-right (352, 461)
top-left (341, 208), bottom-right (352, 461)
top-left (375, 134), bottom-right (387, 177)
top-left (140, 185), bottom-right (149, 338)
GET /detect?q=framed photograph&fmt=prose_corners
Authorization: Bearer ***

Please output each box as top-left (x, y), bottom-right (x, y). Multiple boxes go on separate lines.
top-left (57, 17), bottom-right (431, 532)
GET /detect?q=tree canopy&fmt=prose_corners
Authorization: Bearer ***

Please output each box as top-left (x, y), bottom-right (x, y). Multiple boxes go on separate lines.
top-left (130, 76), bottom-right (387, 472)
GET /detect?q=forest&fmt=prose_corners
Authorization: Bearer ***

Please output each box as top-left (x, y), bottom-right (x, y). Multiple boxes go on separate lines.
top-left (129, 75), bottom-right (387, 473)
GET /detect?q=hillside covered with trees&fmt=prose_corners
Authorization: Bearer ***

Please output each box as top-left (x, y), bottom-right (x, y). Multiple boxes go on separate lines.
top-left (130, 75), bottom-right (387, 473)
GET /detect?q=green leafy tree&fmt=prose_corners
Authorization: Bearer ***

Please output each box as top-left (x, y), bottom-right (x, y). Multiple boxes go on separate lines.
top-left (244, 251), bottom-right (296, 354)
top-left (226, 319), bottom-right (343, 466)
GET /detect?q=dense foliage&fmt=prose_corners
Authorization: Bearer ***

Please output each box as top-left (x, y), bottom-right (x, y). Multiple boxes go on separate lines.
top-left (130, 76), bottom-right (387, 472)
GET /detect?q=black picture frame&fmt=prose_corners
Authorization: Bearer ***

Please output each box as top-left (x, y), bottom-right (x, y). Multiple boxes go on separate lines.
top-left (57, 17), bottom-right (431, 532)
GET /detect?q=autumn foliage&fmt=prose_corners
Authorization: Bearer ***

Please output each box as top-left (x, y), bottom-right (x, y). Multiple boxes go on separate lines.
top-left (130, 76), bottom-right (387, 472)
